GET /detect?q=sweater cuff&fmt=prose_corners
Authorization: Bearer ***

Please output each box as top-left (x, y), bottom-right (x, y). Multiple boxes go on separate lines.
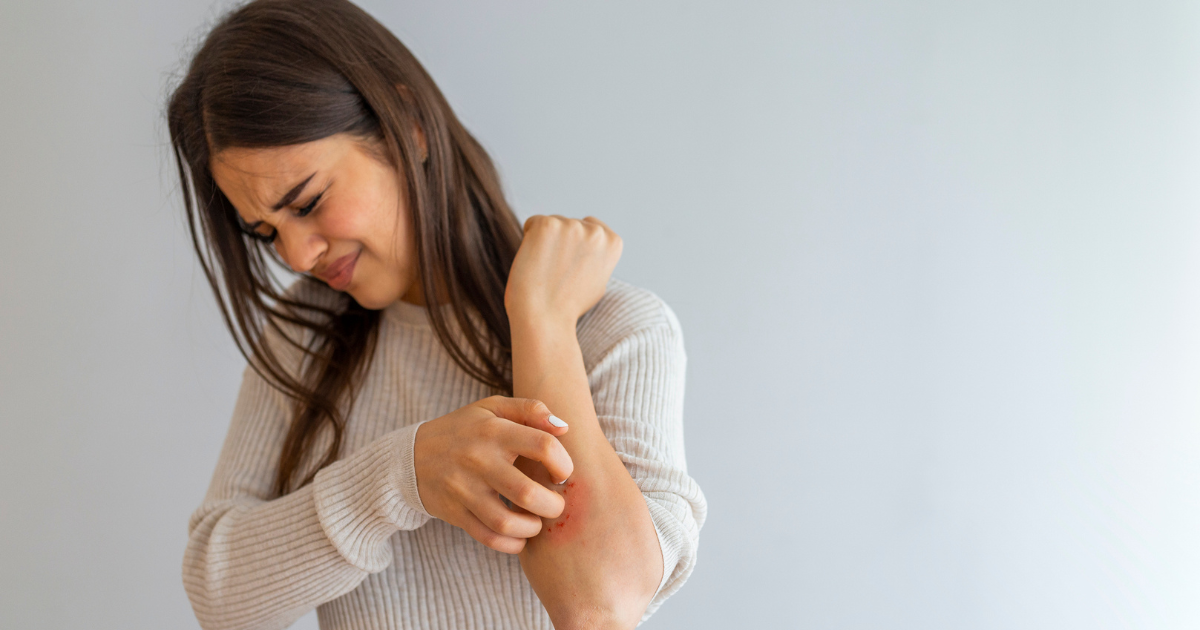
top-left (312, 421), bottom-right (432, 573)
top-left (644, 497), bottom-right (685, 599)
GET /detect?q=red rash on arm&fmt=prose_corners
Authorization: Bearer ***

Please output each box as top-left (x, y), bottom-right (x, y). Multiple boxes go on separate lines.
top-left (542, 481), bottom-right (587, 541)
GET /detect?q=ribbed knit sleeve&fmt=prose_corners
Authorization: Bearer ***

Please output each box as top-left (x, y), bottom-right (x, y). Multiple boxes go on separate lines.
top-left (183, 278), bottom-right (705, 630)
top-left (182, 361), bottom-right (432, 630)
top-left (579, 281), bottom-right (708, 623)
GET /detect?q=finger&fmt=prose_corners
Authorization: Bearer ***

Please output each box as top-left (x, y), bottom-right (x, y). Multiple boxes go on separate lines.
top-left (476, 396), bottom-right (568, 437)
top-left (503, 424), bottom-right (574, 484)
top-left (523, 215), bottom-right (541, 232)
top-left (489, 464), bottom-right (565, 519)
top-left (465, 490), bottom-right (544, 538)
top-left (452, 504), bottom-right (527, 555)
top-left (581, 216), bottom-right (613, 231)
top-left (582, 216), bottom-right (622, 254)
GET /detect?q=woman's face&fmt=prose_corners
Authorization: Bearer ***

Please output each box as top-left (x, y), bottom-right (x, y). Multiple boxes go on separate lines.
top-left (210, 133), bottom-right (422, 309)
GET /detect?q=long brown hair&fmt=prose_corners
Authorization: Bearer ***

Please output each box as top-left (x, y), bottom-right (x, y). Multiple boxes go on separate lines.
top-left (168, 0), bottom-right (522, 496)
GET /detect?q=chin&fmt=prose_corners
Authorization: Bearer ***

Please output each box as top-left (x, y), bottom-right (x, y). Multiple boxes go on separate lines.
top-left (349, 291), bottom-right (387, 310)
top-left (345, 284), bottom-right (397, 311)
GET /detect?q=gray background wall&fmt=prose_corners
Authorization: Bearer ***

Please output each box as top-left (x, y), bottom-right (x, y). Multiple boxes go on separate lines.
top-left (2, 1), bottom-right (1198, 628)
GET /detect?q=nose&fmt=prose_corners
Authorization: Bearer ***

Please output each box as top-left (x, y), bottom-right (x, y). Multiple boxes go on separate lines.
top-left (273, 222), bottom-right (326, 274)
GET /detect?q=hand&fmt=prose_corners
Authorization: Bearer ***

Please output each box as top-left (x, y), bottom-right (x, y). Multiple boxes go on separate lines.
top-left (505, 215), bottom-right (623, 326)
top-left (413, 396), bottom-right (574, 554)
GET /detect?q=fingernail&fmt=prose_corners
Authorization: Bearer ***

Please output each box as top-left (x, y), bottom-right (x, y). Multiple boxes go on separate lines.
top-left (548, 414), bottom-right (568, 428)
top-left (555, 477), bottom-right (568, 485)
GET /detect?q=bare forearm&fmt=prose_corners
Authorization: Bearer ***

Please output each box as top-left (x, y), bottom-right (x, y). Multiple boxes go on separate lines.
top-left (510, 316), bottom-right (662, 629)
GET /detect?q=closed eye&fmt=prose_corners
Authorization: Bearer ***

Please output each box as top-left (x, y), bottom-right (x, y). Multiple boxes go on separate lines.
top-left (296, 192), bottom-right (322, 218)
top-left (237, 189), bottom-right (325, 243)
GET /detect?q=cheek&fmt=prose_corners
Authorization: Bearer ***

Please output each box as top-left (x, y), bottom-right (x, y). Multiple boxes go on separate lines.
top-left (316, 201), bottom-right (371, 242)
top-left (323, 190), bottom-right (406, 256)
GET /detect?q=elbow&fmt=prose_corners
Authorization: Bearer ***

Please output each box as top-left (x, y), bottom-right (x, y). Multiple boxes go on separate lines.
top-left (183, 581), bottom-right (231, 630)
top-left (550, 591), bottom-right (654, 630)
top-left (549, 607), bottom-right (642, 630)
top-left (182, 549), bottom-right (307, 630)
top-left (182, 527), bottom-right (257, 630)
top-left (182, 554), bottom-right (240, 630)
top-left (597, 507), bottom-right (666, 628)
top-left (550, 546), bottom-right (662, 630)
top-left (183, 567), bottom-right (276, 630)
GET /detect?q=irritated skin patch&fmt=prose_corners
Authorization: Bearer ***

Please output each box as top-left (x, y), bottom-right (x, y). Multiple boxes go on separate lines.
top-left (542, 480), bottom-right (587, 542)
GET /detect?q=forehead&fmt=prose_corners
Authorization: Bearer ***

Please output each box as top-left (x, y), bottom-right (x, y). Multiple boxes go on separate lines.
top-left (210, 135), bottom-right (348, 218)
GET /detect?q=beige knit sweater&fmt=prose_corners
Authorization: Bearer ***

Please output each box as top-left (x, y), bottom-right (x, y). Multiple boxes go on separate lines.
top-left (183, 279), bottom-right (707, 630)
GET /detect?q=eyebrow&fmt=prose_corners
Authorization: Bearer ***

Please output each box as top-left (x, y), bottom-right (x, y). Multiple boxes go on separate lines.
top-left (242, 173), bottom-right (318, 233)
top-left (271, 173), bottom-right (316, 211)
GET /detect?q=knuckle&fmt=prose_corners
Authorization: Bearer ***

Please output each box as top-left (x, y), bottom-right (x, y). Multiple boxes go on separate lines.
top-left (490, 513), bottom-right (513, 534)
top-left (514, 484), bottom-right (540, 508)
top-left (494, 537), bottom-right (522, 555)
top-left (478, 416), bottom-right (503, 440)
top-left (477, 529), bottom-right (502, 549)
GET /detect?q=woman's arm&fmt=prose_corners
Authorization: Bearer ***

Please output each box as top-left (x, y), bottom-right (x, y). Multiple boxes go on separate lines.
top-left (184, 364), bottom-right (432, 630)
top-left (187, 328), bottom-right (573, 630)
top-left (504, 216), bottom-right (683, 629)
top-left (511, 314), bottom-right (664, 630)
top-left (187, 365), bottom-right (572, 630)
top-left (570, 290), bottom-right (708, 621)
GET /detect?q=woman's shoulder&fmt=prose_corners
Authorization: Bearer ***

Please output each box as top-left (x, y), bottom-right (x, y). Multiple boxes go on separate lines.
top-left (576, 278), bottom-right (684, 368)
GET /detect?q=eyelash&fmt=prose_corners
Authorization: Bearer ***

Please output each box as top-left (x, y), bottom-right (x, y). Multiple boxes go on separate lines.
top-left (296, 194), bottom-right (321, 218)
top-left (243, 193), bottom-right (323, 244)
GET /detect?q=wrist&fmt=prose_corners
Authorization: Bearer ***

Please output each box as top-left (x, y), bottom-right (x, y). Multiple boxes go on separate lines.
top-left (507, 304), bottom-right (578, 340)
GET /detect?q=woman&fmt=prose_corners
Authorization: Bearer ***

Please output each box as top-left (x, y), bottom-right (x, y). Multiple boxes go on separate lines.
top-left (169, 1), bottom-right (706, 629)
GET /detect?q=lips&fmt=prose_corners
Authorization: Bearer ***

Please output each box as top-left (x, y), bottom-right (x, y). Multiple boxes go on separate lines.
top-left (315, 251), bottom-right (360, 291)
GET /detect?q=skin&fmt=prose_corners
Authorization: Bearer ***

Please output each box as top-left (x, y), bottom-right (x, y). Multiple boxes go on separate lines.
top-left (541, 480), bottom-right (587, 539)
top-left (505, 218), bottom-right (664, 629)
top-left (210, 134), bottom-right (421, 309)
top-left (210, 133), bottom-right (661, 629)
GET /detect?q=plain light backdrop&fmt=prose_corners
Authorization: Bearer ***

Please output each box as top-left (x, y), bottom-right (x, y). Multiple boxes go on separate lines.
top-left (2, 1), bottom-right (1199, 628)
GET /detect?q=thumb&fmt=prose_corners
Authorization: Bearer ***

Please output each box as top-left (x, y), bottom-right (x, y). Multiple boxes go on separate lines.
top-left (478, 396), bottom-right (569, 436)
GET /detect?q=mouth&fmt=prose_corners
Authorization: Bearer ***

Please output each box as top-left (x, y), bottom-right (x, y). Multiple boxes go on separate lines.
top-left (314, 250), bottom-right (360, 292)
